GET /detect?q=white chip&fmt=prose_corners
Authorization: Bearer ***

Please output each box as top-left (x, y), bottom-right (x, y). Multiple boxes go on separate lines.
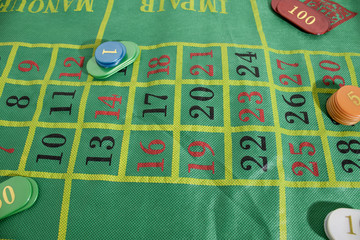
top-left (324, 208), bottom-right (360, 240)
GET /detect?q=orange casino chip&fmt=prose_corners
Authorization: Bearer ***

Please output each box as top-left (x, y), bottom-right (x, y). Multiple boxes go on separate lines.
top-left (273, 0), bottom-right (331, 35)
top-left (326, 85), bottom-right (360, 125)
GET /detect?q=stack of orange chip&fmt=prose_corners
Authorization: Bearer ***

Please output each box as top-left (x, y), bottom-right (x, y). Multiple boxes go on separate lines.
top-left (326, 85), bottom-right (360, 125)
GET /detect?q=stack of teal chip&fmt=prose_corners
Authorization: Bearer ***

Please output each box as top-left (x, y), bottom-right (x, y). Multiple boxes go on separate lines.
top-left (87, 41), bottom-right (140, 79)
top-left (0, 176), bottom-right (39, 220)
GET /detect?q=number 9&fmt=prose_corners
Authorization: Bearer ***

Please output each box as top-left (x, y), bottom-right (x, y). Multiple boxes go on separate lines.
top-left (18, 60), bottom-right (40, 72)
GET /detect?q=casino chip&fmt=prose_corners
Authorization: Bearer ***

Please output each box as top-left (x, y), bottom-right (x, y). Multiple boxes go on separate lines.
top-left (326, 85), bottom-right (360, 125)
top-left (324, 208), bottom-right (360, 240)
top-left (95, 41), bottom-right (126, 68)
top-left (87, 41), bottom-right (140, 79)
top-left (271, 0), bottom-right (331, 35)
top-left (0, 176), bottom-right (39, 220)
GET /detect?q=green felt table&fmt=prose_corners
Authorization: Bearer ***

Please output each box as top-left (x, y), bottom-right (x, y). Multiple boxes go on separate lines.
top-left (0, 0), bottom-right (360, 239)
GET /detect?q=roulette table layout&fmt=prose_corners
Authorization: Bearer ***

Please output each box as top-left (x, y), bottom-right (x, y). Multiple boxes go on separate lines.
top-left (0, 0), bottom-right (360, 239)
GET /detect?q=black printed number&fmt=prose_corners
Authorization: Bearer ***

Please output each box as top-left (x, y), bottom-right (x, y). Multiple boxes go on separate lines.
top-left (239, 136), bottom-right (268, 172)
top-left (6, 96), bottom-right (30, 109)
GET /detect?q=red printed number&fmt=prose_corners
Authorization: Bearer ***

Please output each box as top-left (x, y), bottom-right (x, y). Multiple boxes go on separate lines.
top-left (190, 50), bottom-right (214, 77)
top-left (140, 139), bottom-right (166, 155)
top-left (292, 162), bottom-right (319, 176)
top-left (239, 109), bottom-right (265, 122)
top-left (190, 65), bottom-right (214, 76)
top-left (95, 94), bottom-right (122, 119)
top-left (137, 139), bottom-right (166, 172)
top-left (187, 141), bottom-right (215, 174)
top-left (18, 60), bottom-right (39, 72)
top-left (59, 57), bottom-right (85, 80)
top-left (289, 141), bottom-right (319, 177)
top-left (190, 50), bottom-right (213, 59)
top-left (276, 59), bottom-right (302, 85)
top-left (319, 60), bottom-right (345, 87)
top-left (238, 91), bottom-right (263, 104)
top-left (238, 92), bottom-right (265, 122)
top-left (319, 60), bottom-right (341, 72)
top-left (147, 55), bottom-right (170, 77)
top-left (188, 141), bottom-right (215, 157)
top-left (289, 142), bottom-right (316, 156)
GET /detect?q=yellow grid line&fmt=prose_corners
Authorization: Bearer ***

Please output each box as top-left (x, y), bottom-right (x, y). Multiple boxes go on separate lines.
top-left (346, 54), bottom-right (358, 87)
top-left (269, 53), bottom-right (289, 240)
top-left (94, 1), bottom-right (114, 46)
top-left (306, 53), bottom-right (337, 183)
top-left (140, 42), bottom-right (265, 50)
top-left (4, 77), bottom-right (344, 96)
top-left (0, 42), bottom-right (96, 49)
top-left (3, 120), bottom-right (360, 137)
top-left (3, 75), bottom-right (346, 93)
top-left (117, 52), bottom-right (141, 179)
top-left (268, 47), bottom-right (360, 57)
top-left (56, 67), bottom-right (91, 238)
top-left (271, 64), bottom-right (289, 239)
top-left (170, 44), bottom-right (183, 180)
top-left (221, 45), bottom-right (233, 180)
top-left (4, 168), bottom-right (360, 188)
top-left (57, 177), bottom-right (72, 240)
top-left (250, 0), bottom-right (287, 239)
top-left (134, 80), bottom-right (176, 87)
top-left (0, 49), bottom-right (359, 239)
top-left (0, 45), bottom-right (19, 99)
top-left (57, 62), bottom-right (100, 239)
top-left (56, 1), bottom-right (115, 239)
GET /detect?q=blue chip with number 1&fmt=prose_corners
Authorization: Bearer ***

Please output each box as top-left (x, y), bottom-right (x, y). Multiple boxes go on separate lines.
top-left (95, 41), bottom-right (126, 68)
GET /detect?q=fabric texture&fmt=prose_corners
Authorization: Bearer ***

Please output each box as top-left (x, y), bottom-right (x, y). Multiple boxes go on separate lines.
top-left (0, 0), bottom-right (359, 239)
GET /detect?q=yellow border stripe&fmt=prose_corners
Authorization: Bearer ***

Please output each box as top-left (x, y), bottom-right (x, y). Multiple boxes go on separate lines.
top-left (346, 54), bottom-right (358, 87)
top-left (3, 167), bottom-right (360, 188)
top-left (94, 0), bottom-right (114, 45)
top-left (221, 46), bottom-right (233, 180)
top-left (117, 51), bottom-right (141, 179)
top-left (171, 44), bottom-right (183, 179)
